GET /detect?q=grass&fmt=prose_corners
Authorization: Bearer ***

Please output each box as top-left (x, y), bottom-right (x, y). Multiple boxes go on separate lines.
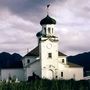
top-left (0, 79), bottom-right (90, 90)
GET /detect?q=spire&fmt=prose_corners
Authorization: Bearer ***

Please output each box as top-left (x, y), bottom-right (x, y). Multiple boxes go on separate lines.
top-left (47, 4), bottom-right (50, 15)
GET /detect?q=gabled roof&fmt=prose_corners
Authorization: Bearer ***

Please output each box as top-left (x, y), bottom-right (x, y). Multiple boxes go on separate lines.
top-left (58, 51), bottom-right (67, 56)
top-left (25, 46), bottom-right (39, 57)
top-left (24, 46), bottom-right (66, 57)
top-left (67, 62), bottom-right (82, 67)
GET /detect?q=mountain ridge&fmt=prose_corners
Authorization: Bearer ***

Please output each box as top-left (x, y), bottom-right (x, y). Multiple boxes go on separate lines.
top-left (0, 52), bottom-right (23, 69)
top-left (67, 52), bottom-right (90, 71)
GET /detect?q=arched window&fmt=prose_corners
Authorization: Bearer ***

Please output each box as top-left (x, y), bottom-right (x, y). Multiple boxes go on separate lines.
top-left (52, 28), bottom-right (53, 33)
top-left (44, 27), bottom-right (46, 34)
top-left (48, 27), bottom-right (51, 33)
top-left (61, 72), bottom-right (63, 77)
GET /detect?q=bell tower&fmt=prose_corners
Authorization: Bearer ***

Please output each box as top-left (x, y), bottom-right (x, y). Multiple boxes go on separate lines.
top-left (36, 5), bottom-right (59, 79)
top-left (40, 15), bottom-right (56, 37)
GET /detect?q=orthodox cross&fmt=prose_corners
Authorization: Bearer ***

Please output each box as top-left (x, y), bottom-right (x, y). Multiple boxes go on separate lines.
top-left (47, 4), bottom-right (50, 15)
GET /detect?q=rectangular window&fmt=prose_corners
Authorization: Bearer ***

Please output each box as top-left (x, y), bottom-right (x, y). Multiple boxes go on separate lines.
top-left (61, 72), bottom-right (63, 77)
top-left (62, 59), bottom-right (64, 63)
top-left (27, 59), bottom-right (30, 64)
top-left (48, 53), bottom-right (52, 58)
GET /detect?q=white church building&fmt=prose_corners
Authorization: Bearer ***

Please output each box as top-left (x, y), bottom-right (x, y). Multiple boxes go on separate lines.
top-left (22, 14), bottom-right (83, 81)
top-left (0, 12), bottom-right (84, 81)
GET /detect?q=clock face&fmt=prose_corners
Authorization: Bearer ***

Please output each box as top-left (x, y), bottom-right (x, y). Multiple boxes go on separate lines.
top-left (46, 43), bottom-right (52, 49)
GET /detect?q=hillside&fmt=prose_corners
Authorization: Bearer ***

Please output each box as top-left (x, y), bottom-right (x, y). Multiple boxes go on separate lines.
top-left (0, 52), bottom-right (23, 69)
top-left (67, 52), bottom-right (90, 71)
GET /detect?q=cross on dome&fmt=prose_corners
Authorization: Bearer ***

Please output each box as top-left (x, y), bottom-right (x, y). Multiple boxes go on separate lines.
top-left (47, 4), bottom-right (50, 15)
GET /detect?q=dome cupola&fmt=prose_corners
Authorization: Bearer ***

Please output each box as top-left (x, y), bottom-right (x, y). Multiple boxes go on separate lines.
top-left (36, 31), bottom-right (42, 37)
top-left (40, 15), bottom-right (56, 25)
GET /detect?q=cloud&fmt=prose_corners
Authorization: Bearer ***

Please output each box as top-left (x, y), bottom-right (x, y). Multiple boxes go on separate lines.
top-left (0, 0), bottom-right (90, 56)
top-left (49, 0), bottom-right (90, 55)
top-left (58, 28), bottom-right (90, 55)
top-left (0, 8), bottom-right (38, 55)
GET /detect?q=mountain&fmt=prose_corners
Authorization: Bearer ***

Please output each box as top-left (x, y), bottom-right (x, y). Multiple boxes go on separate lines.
top-left (67, 52), bottom-right (90, 71)
top-left (0, 52), bottom-right (23, 69)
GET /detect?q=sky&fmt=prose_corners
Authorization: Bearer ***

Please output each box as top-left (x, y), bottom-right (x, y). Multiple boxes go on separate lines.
top-left (0, 0), bottom-right (90, 56)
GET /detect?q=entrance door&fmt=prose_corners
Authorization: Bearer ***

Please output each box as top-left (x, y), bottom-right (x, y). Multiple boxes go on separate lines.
top-left (46, 69), bottom-right (54, 79)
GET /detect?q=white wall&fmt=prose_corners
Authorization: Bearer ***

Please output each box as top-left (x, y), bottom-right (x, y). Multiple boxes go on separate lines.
top-left (40, 39), bottom-right (59, 78)
top-left (58, 56), bottom-right (67, 64)
top-left (1, 69), bottom-right (24, 81)
top-left (22, 56), bottom-right (37, 68)
top-left (31, 61), bottom-right (41, 76)
top-left (25, 61), bottom-right (41, 80)
top-left (39, 36), bottom-right (83, 80)
top-left (57, 65), bottom-right (83, 80)
top-left (67, 67), bottom-right (83, 80)
top-left (41, 60), bottom-right (83, 80)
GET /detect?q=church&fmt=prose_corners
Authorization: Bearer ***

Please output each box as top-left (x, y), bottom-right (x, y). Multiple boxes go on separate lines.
top-left (0, 9), bottom-right (84, 82)
top-left (22, 13), bottom-right (83, 81)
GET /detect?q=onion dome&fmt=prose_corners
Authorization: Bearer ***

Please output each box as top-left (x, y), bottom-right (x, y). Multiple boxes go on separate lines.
top-left (36, 31), bottom-right (42, 37)
top-left (36, 31), bottom-right (46, 37)
top-left (40, 15), bottom-right (56, 25)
